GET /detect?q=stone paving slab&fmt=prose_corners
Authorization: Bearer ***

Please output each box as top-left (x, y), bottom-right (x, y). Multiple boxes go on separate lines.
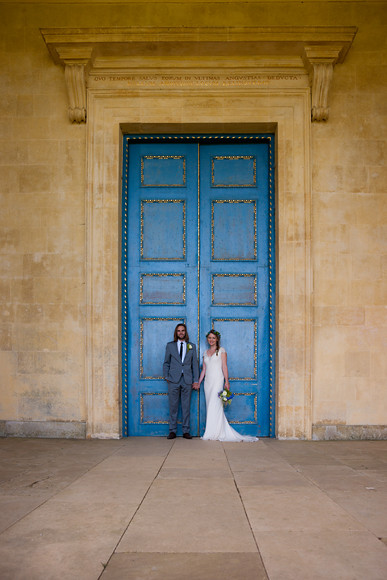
top-left (158, 467), bottom-right (232, 479)
top-left (0, 438), bottom-right (166, 579)
top-left (233, 467), bottom-right (314, 488)
top-left (325, 489), bottom-right (387, 538)
top-left (222, 441), bottom-right (288, 471)
top-left (255, 530), bottom-right (387, 580)
top-left (293, 464), bottom-right (385, 492)
top-left (0, 438), bottom-right (386, 579)
top-left (0, 495), bottom-right (50, 534)
top-left (0, 438), bottom-right (129, 535)
top-left (0, 498), bottom-right (135, 580)
top-left (100, 553), bottom-right (268, 580)
top-left (112, 437), bottom-right (173, 458)
top-left (240, 485), bottom-right (365, 532)
top-left (117, 478), bottom-right (257, 553)
top-left (161, 439), bottom-right (231, 470)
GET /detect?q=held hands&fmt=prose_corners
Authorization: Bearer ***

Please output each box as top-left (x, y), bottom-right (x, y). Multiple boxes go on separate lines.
top-left (192, 382), bottom-right (200, 391)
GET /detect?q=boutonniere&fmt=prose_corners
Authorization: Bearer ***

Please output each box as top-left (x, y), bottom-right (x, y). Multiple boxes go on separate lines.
top-left (187, 343), bottom-right (192, 351)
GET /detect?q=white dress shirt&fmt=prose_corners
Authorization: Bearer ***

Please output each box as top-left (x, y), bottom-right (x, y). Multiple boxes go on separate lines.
top-left (177, 340), bottom-right (186, 363)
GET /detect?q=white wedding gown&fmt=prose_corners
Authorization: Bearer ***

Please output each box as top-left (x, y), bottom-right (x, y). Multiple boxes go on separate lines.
top-left (201, 347), bottom-right (258, 442)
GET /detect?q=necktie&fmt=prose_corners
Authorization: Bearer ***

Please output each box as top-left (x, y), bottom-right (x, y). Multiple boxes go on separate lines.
top-left (180, 342), bottom-right (183, 360)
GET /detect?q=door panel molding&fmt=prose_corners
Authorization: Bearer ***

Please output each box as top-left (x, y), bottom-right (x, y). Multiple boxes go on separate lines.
top-left (140, 273), bottom-right (186, 306)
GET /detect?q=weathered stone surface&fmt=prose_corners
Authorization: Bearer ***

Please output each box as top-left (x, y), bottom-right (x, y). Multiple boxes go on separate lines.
top-left (1, 421), bottom-right (87, 439)
top-left (100, 553), bottom-right (268, 580)
top-left (0, 439), bottom-right (386, 579)
top-left (0, 1), bottom-right (386, 439)
top-left (313, 425), bottom-right (387, 441)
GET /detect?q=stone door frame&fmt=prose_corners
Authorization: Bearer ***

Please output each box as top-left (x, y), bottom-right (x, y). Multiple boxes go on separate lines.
top-left (86, 93), bottom-right (311, 439)
top-left (41, 26), bottom-right (357, 438)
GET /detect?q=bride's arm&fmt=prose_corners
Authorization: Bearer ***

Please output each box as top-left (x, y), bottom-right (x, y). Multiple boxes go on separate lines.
top-left (198, 360), bottom-right (206, 386)
top-left (221, 351), bottom-right (230, 389)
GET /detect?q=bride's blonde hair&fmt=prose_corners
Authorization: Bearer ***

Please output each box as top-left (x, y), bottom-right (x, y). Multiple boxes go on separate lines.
top-left (206, 329), bottom-right (221, 355)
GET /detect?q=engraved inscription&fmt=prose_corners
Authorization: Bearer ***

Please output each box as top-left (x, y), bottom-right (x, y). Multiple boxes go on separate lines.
top-left (90, 73), bottom-right (303, 89)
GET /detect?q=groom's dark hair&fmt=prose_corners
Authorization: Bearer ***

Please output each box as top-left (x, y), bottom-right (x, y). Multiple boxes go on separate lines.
top-left (174, 323), bottom-right (189, 342)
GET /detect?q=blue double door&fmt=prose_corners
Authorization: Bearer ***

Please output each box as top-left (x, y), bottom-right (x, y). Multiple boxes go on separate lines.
top-left (122, 136), bottom-right (275, 437)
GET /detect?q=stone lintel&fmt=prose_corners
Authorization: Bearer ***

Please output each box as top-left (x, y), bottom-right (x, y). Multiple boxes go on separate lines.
top-left (41, 26), bottom-right (357, 124)
top-left (41, 26), bottom-right (358, 52)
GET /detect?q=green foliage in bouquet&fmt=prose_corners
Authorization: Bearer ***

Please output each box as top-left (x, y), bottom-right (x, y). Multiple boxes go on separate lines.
top-left (218, 387), bottom-right (234, 407)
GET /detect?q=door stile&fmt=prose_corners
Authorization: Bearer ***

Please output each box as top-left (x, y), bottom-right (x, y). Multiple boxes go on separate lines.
top-left (196, 143), bottom-right (201, 436)
top-left (268, 138), bottom-right (276, 438)
top-left (122, 137), bottom-right (129, 437)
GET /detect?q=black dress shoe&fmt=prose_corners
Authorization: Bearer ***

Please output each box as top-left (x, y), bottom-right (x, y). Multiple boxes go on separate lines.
top-left (167, 432), bottom-right (176, 439)
top-left (183, 433), bottom-right (192, 439)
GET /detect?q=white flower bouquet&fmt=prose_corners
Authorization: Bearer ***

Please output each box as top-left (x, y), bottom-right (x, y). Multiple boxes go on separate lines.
top-left (218, 387), bottom-right (234, 407)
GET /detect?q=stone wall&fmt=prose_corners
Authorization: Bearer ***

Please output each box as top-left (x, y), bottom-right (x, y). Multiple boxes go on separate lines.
top-left (310, 3), bottom-right (387, 438)
top-left (0, 1), bottom-right (386, 438)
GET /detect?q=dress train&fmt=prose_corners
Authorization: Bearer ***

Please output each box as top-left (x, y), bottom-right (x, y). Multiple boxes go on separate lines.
top-left (201, 347), bottom-right (258, 442)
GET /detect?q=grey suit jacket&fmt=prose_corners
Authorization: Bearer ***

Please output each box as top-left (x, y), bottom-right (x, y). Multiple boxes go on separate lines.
top-left (163, 341), bottom-right (199, 385)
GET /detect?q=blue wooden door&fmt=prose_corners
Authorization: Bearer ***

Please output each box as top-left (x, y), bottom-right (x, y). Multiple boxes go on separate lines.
top-left (123, 143), bottom-right (199, 436)
top-left (199, 144), bottom-right (272, 437)
top-left (122, 136), bottom-right (275, 437)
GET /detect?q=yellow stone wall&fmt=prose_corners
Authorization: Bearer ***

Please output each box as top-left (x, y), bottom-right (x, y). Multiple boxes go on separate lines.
top-left (310, 4), bottom-right (387, 437)
top-left (0, 1), bottom-right (386, 438)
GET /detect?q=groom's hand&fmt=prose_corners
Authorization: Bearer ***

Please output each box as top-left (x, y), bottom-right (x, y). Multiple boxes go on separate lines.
top-left (192, 382), bottom-right (199, 390)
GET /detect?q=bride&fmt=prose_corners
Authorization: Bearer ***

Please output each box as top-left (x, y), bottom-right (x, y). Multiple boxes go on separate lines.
top-left (198, 330), bottom-right (258, 442)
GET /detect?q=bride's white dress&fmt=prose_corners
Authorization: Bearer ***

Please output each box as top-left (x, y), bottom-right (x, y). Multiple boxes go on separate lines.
top-left (201, 347), bottom-right (258, 442)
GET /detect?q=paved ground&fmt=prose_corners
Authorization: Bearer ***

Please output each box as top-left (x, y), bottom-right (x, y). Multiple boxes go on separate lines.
top-left (0, 438), bottom-right (386, 579)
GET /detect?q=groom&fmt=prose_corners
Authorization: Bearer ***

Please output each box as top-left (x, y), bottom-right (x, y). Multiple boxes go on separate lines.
top-left (163, 323), bottom-right (199, 439)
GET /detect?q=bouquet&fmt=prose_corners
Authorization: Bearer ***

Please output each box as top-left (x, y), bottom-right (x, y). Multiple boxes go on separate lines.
top-left (218, 387), bottom-right (234, 407)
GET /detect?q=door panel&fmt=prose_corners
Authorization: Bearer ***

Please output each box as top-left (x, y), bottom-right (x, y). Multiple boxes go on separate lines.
top-left (199, 144), bottom-right (270, 436)
top-left (122, 136), bottom-right (274, 437)
top-left (125, 143), bottom-right (199, 436)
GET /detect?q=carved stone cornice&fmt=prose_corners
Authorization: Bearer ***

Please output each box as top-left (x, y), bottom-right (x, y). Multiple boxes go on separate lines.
top-left (41, 26), bottom-right (357, 124)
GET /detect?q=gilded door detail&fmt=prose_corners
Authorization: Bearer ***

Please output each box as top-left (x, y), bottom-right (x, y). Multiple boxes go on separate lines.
top-left (122, 136), bottom-right (275, 437)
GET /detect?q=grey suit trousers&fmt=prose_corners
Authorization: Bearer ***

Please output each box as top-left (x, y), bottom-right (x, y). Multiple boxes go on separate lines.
top-left (167, 377), bottom-right (192, 434)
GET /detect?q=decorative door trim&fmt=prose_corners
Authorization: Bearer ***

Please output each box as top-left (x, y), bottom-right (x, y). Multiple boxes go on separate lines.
top-left (38, 25), bottom-right (320, 439)
top-left (41, 26), bottom-right (357, 123)
top-left (121, 135), bottom-right (276, 437)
